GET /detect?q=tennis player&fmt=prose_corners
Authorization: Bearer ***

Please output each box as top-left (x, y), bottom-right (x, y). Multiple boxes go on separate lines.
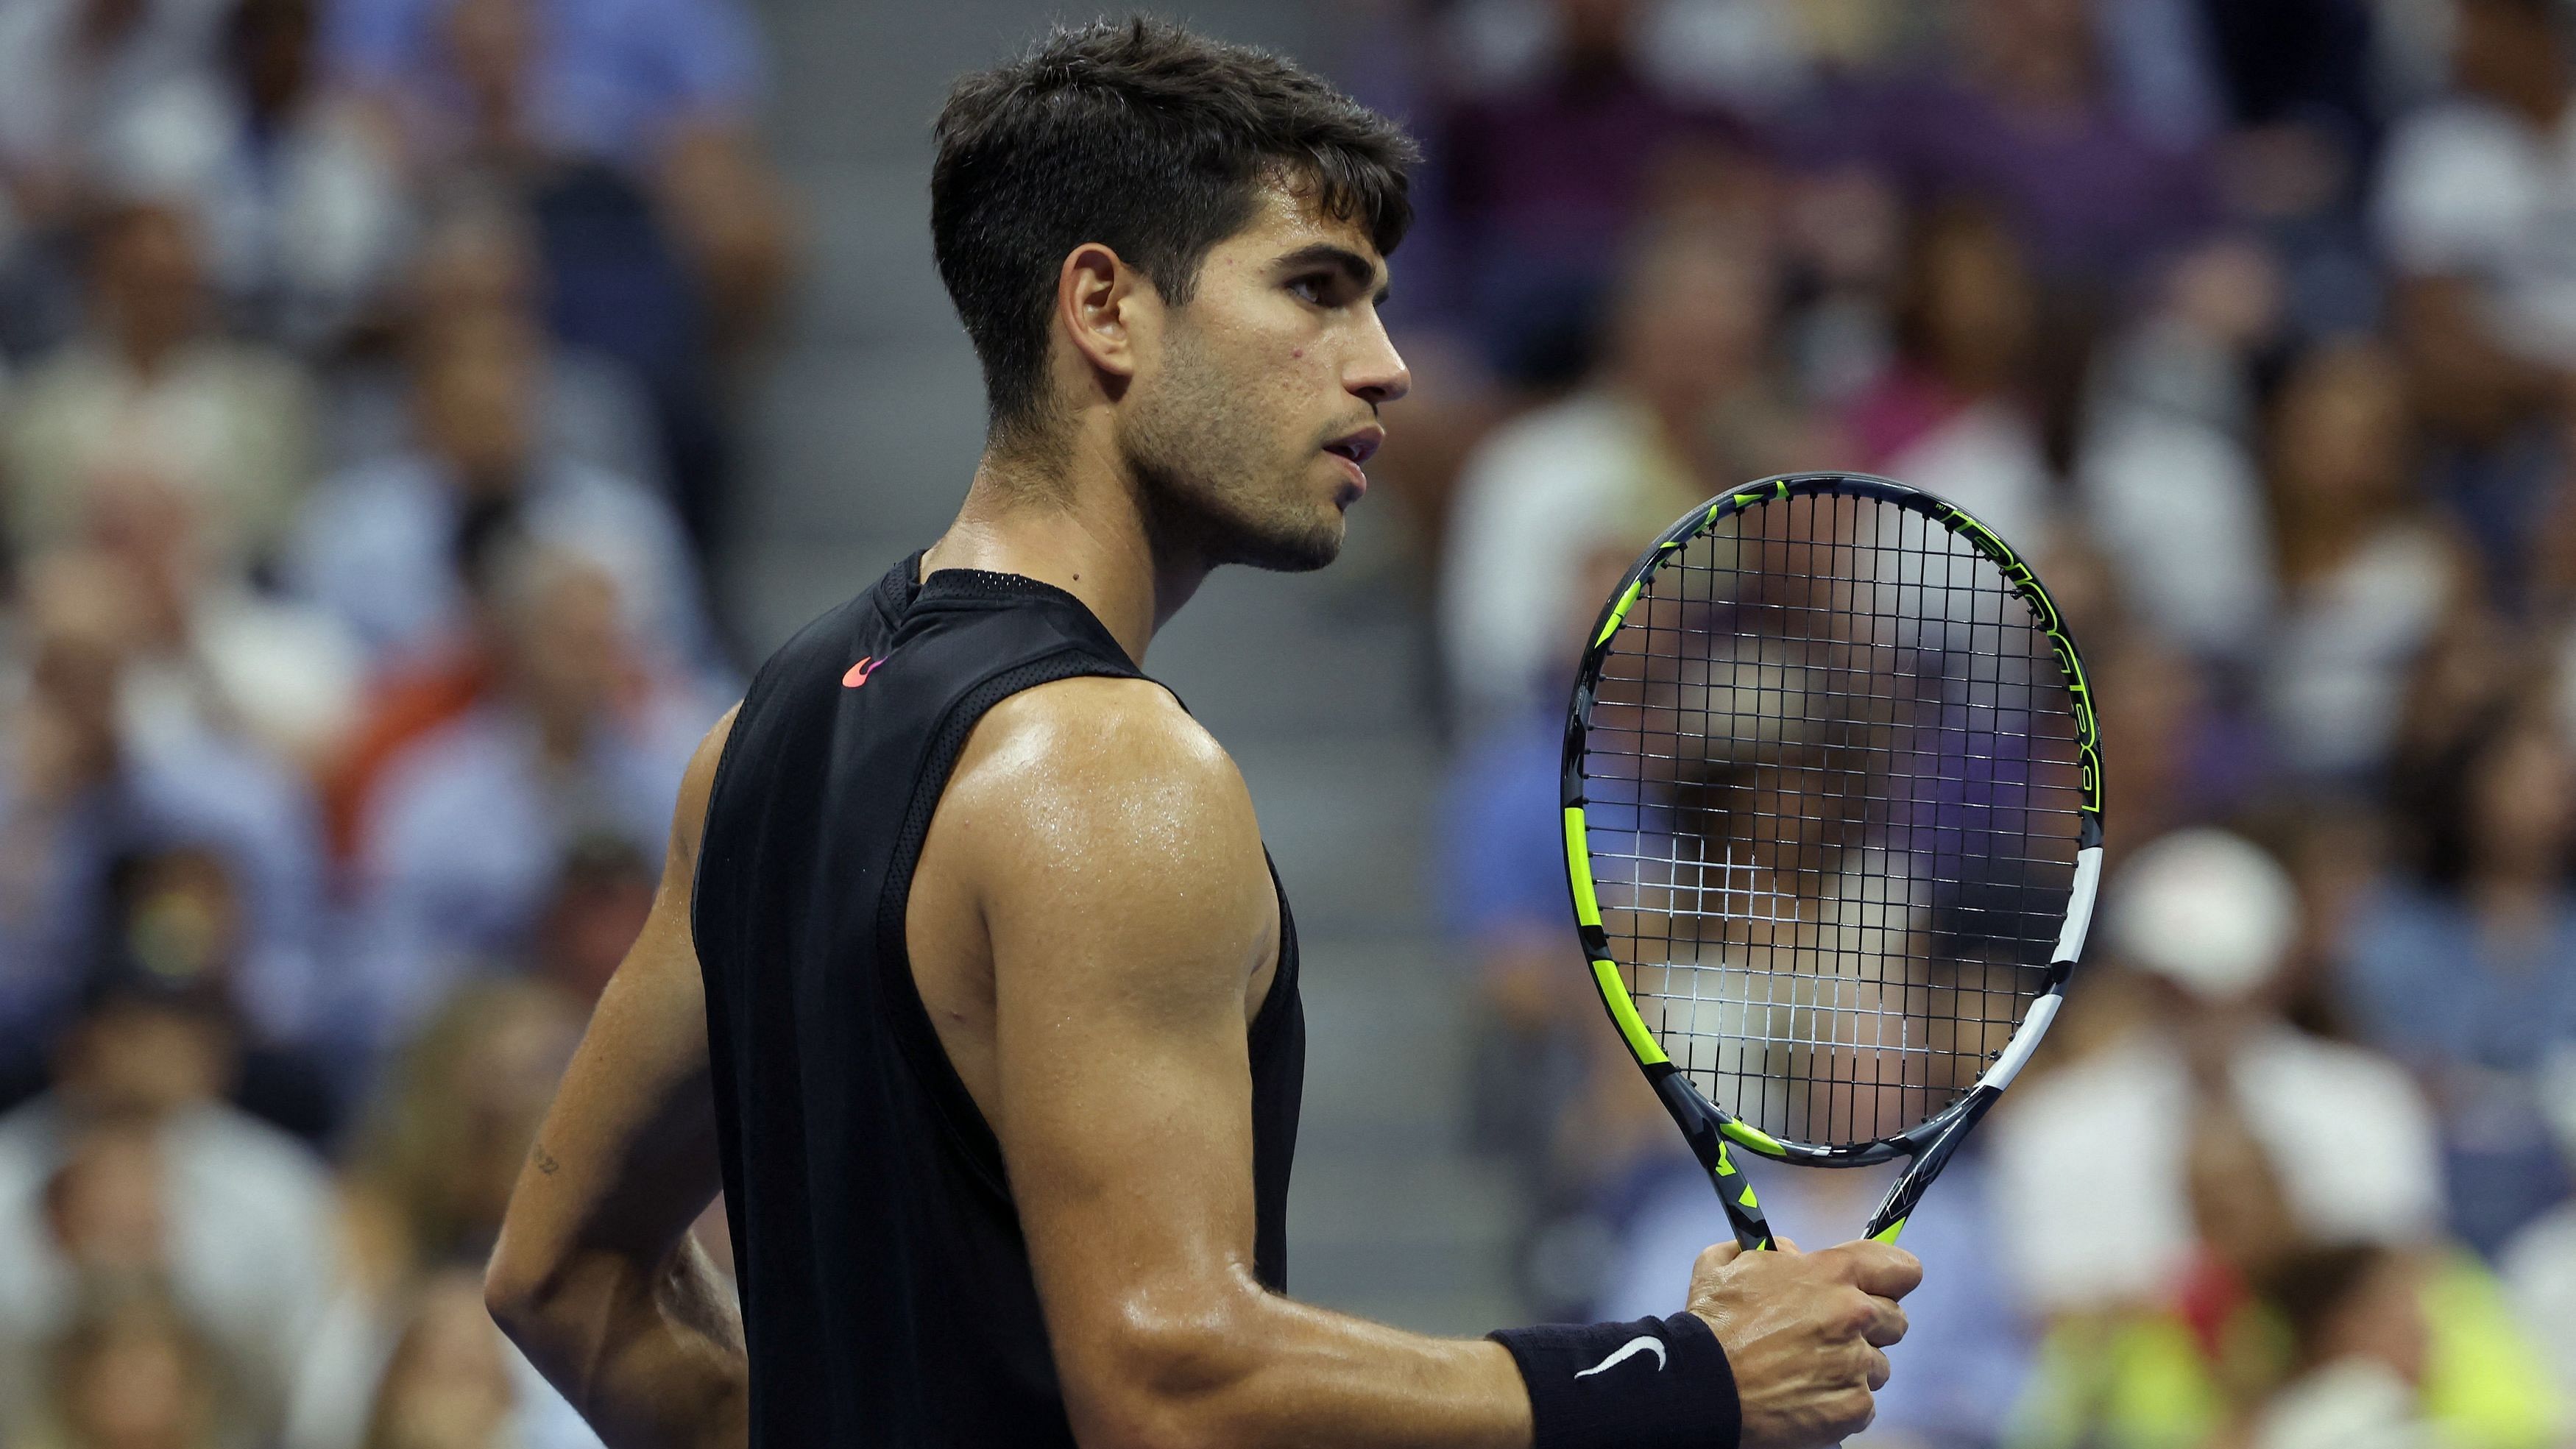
top-left (483, 18), bottom-right (1918, 1448)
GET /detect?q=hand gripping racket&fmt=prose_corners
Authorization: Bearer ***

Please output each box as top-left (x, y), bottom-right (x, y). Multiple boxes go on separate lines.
top-left (1563, 472), bottom-right (2103, 1250)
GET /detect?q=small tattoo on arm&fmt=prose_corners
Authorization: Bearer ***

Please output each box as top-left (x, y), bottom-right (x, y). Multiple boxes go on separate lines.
top-left (533, 1143), bottom-right (561, 1175)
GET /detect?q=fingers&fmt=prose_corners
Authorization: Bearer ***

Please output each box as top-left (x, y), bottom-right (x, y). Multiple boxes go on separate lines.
top-left (1859, 1293), bottom-right (1908, 1349)
top-left (1694, 1240), bottom-right (1744, 1278)
top-left (1822, 1387), bottom-right (1878, 1443)
top-left (1863, 1343), bottom-right (1892, 1392)
top-left (1816, 1239), bottom-right (1922, 1300)
top-left (1822, 1284), bottom-right (1906, 1356)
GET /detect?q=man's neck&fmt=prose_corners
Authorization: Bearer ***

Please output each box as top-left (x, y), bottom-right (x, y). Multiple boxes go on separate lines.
top-left (919, 435), bottom-right (1208, 666)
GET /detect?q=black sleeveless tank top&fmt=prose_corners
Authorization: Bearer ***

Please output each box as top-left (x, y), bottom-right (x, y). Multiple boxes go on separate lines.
top-left (691, 551), bottom-right (1306, 1446)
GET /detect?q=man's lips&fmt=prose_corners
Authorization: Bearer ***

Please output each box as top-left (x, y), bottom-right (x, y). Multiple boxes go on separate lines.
top-left (1322, 425), bottom-right (1383, 500)
top-left (1322, 425), bottom-right (1384, 467)
top-left (1326, 452), bottom-right (1367, 498)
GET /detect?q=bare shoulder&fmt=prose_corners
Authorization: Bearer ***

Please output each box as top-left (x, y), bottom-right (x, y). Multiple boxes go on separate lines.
top-left (952, 674), bottom-right (1237, 802)
top-left (941, 675), bottom-right (1268, 943)
top-left (685, 702), bottom-right (743, 797)
top-left (667, 703), bottom-right (742, 885)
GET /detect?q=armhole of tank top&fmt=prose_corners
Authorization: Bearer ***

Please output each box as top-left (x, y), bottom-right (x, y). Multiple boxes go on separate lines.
top-left (870, 648), bottom-right (1161, 1195)
top-left (1247, 851), bottom-right (1298, 1057)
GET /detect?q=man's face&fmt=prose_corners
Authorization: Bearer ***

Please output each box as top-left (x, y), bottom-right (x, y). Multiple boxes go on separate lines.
top-left (1115, 184), bottom-right (1409, 573)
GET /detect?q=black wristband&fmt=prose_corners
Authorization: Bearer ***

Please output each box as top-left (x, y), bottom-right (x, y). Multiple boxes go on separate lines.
top-left (1488, 1312), bottom-right (1739, 1449)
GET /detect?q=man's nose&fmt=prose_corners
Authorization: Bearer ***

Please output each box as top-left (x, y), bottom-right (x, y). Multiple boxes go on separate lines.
top-left (1348, 330), bottom-right (1410, 406)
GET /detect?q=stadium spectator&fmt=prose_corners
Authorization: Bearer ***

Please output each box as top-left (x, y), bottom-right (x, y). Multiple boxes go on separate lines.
top-left (321, 0), bottom-right (793, 547)
top-left (0, 0), bottom-right (235, 360)
top-left (2247, 1244), bottom-right (2437, 1449)
top-left (285, 303), bottom-right (718, 678)
top-left (1439, 219), bottom-right (1811, 730)
top-left (2346, 693), bottom-right (2576, 1251)
top-left (2260, 339), bottom-right (2469, 781)
top-left (1995, 832), bottom-right (2558, 1449)
top-left (357, 1269), bottom-right (526, 1449)
top-left (1839, 201), bottom-right (2050, 545)
top-left (2077, 237), bottom-right (2283, 660)
top-left (2377, 0), bottom-right (2576, 576)
top-left (323, 0), bottom-right (768, 192)
top-left (1822, 0), bottom-right (2216, 291)
top-left (0, 199), bottom-right (316, 572)
top-left (310, 987), bottom-right (598, 1449)
top-left (2497, 1047), bottom-right (2576, 1417)
top-left (2190, 0), bottom-right (2382, 340)
top-left (14, 1283), bottom-right (233, 1449)
top-left (1775, 161), bottom-right (1906, 408)
top-left (1990, 829), bottom-right (2444, 1315)
top-left (524, 835), bottom-right (651, 1007)
top-left (80, 471), bottom-right (364, 778)
top-left (2089, 627), bottom-right (2274, 865)
top-left (0, 961), bottom-right (346, 1444)
top-left (1428, 0), bottom-right (1765, 380)
top-left (29, 0), bottom-right (416, 356)
top-left (129, 0), bottom-right (415, 352)
top-left (0, 550), bottom-right (328, 1066)
top-left (322, 199), bottom-right (661, 492)
top-left (340, 545), bottom-right (713, 1047)
top-left (353, 1265), bottom-right (604, 1449)
top-left (0, 0), bottom-right (230, 211)
top-left (2, 842), bottom-right (342, 1142)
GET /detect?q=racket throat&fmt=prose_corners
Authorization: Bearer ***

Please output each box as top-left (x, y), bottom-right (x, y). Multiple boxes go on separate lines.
top-left (1652, 1068), bottom-right (1777, 1251)
top-left (1862, 1085), bottom-right (2000, 1243)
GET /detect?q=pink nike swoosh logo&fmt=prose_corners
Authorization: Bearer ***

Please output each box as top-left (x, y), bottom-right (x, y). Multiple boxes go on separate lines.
top-left (842, 655), bottom-right (885, 687)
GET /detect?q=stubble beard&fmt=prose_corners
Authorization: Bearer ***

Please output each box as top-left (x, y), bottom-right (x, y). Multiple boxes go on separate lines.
top-left (1119, 331), bottom-right (1345, 575)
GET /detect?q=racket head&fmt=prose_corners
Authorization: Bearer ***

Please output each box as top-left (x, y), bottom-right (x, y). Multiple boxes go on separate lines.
top-left (1563, 472), bottom-right (2103, 1183)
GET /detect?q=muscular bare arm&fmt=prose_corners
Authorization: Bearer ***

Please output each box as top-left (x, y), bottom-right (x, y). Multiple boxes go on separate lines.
top-left (485, 707), bottom-right (749, 1449)
top-left (949, 679), bottom-right (1917, 1449)
top-left (937, 678), bottom-right (1529, 1448)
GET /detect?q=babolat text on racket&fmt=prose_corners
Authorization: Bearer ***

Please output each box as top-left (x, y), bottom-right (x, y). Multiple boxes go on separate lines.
top-left (1563, 472), bottom-right (2103, 1250)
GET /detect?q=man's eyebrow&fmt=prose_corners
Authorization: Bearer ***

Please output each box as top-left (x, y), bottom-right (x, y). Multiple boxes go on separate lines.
top-left (1276, 242), bottom-right (1392, 305)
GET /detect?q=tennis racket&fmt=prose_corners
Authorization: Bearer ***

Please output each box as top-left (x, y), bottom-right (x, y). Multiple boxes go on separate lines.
top-left (1562, 472), bottom-right (2102, 1250)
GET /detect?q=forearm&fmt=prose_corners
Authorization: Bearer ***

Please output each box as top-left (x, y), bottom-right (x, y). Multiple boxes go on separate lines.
top-left (492, 1234), bottom-right (748, 1449)
top-left (1065, 1271), bottom-right (1533, 1449)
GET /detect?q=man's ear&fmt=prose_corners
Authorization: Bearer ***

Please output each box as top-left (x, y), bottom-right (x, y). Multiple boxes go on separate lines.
top-left (1057, 242), bottom-right (1153, 386)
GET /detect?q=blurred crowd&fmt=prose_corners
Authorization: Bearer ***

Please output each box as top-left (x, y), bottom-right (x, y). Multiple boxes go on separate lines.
top-left (1398, 1), bottom-right (2576, 1446)
top-left (0, 0), bottom-right (785, 1442)
top-left (26, 0), bottom-right (2576, 1447)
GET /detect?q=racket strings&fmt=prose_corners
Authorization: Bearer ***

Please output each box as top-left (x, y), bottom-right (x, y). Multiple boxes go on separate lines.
top-left (1579, 493), bottom-right (2084, 1149)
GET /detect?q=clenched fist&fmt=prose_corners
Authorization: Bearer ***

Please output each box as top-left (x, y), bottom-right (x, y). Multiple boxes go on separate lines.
top-left (1685, 1238), bottom-right (1922, 1449)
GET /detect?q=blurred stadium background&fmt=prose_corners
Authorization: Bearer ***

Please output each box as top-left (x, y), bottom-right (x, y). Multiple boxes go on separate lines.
top-left (1, 0), bottom-right (2574, 1445)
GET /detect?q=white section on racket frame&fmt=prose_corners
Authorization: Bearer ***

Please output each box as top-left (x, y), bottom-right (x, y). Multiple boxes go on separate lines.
top-left (2050, 845), bottom-right (2102, 966)
top-left (1972, 846), bottom-right (2102, 1096)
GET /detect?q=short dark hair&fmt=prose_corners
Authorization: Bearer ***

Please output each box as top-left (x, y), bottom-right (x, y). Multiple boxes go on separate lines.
top-left (931, 17), bottom-right (1417, 441)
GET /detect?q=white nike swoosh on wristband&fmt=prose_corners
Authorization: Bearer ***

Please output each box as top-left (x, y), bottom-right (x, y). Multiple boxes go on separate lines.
top-left (1573, 1335), bottom-right (1668, 1378)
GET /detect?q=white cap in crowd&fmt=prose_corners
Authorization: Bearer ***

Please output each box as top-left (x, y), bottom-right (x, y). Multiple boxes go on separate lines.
top-left (2104, 827), bottom-right (2300, 1002)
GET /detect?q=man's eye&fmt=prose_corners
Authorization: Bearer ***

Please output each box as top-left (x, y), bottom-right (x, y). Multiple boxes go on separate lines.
top-left (1289, 275), bottom-right (1334, 304)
